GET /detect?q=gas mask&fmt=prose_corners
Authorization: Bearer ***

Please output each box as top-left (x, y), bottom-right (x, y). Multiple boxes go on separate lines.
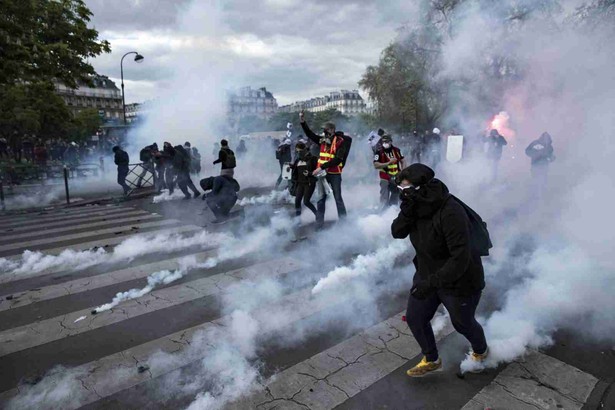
top-left (296, 149), bottom-right (307, 159)
top-left (320, 136), bottom-right (332, 145)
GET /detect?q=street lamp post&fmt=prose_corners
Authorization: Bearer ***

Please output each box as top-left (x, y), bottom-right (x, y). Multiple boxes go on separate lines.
top-left (120, 51), bottom-right (144, 126)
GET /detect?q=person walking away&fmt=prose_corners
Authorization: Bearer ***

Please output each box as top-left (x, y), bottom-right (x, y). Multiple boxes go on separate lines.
top-left (136, 143), bottom-right (155, 188)
top-left (162, 142), bottom-right (176, 193)
top-left (152, 144), bottom-right (167, 193)
top-left (173, 145), bottom-right (199, 199)
top-left (525, 132), bottom-right (555, 188)
top-left (275, 138), bottom-right (292, 188)
top-left (191, 147), bottom-right (202, 175)
top-left (236, 139), bottom-right (247, 157)
top-left (300, 111), bottom-right (350, 229)
top-left (64, 142), bottom-right (80, 174)
top-left (373, 135), bottom-right (405, 208)
top-left (181, 142), bottom-right (200, 197)
top-left (213, 139), bottom-right (236, 177)
top-left (200, 175), bottom-right (240, 223)
top-left (409, 130), bottom-right (424, 164)
top-left (22, 136), bottom-right (34, 162)
top-left (391, 164), bottom-right (489, 377)
top-left (426, 128), bottom-right (442, 170)
top-left (112, 146), bottom-right (130, 195)
top-left (484, 129), bottom-right (507, 182)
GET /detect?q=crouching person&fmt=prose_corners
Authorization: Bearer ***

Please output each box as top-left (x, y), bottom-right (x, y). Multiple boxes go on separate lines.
top-left (200, 175), bottom-right (240, 223)
top-left (391, 164), bottom-right (489, 377)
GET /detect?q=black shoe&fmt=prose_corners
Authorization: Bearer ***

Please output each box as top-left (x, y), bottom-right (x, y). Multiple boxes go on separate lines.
top-left (193, 192), bottom-right (200, 198)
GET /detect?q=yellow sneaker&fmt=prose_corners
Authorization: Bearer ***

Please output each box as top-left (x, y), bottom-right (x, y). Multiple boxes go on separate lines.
top-left (468, 346), bottom-right (489, 373)
top-left (406, 356), bottom-right (442, 377)
top-left (471, 346), bottom-right (489, 362)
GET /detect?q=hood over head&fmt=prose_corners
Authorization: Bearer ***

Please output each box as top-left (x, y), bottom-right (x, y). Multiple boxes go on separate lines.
top-left (539, 132), bottom-right (552, 145)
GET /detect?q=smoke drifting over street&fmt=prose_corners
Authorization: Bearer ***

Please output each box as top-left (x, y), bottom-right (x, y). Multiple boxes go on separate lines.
top-left (4, 0), bottom-right (615, 409)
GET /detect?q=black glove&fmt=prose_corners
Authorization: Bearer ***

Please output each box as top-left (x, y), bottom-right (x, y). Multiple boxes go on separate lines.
top-left (399, 198), bottom-right (414, 217)
top-left (410, 276), bottom-right (438, 300)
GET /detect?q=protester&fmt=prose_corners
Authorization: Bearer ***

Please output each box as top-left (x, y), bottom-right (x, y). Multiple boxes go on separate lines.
top-left (33, 141), bottom-right (48, 168)
top-left (213, 139), bottom-right (236, 177)
top-left (173, 145), bottom-right (200, 199)
top-left (275, 138), bottom-right (292, 188)
top-left (162, 142), bottom-right (176, 193)
top-left (112, 146), bottom-right (130, 195)
top-left (484, 129), bottom-right (507, 182)
top-left (291, 141), bottom-right (318, 220)
top-left (525, 131), bottom-right (555, 185)
top-left (373, 134), bottom-right (405, 208)
top-left (300, 111), bottom-right (350, 229)
top-left (64, 142), bottom-right (80, 170)
top-left (425, 128), bottom-right (442, 170)
top-left (236, 139), bottom-right (247, 157)
top-left (391, 164), bottom-right (489, 377)
top-left (200, 175), bottom-right (240, 223)
top-left (137, 143), bottom-right (156, 188)
top-left (409, 130), bottom-right (424, 164)
top-left (191, 147), bottom-right (202, 175)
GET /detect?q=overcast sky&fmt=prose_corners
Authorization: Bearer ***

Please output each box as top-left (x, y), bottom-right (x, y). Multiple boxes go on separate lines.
top-left (85, 0), bottom-right (418, 105)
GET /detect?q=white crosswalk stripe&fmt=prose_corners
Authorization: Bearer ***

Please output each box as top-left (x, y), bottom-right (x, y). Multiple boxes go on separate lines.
top-left (0, 204), bottom-right (606, 410)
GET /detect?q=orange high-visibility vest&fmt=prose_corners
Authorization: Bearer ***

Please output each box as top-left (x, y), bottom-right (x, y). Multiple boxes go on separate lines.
top-left (318, 136), bottom-right (343, 174)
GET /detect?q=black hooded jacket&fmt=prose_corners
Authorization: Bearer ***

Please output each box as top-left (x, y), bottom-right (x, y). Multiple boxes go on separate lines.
top-left (525, 132), bottom-right (554, 166)
top-left (391, 175), bottom-right (485, 296)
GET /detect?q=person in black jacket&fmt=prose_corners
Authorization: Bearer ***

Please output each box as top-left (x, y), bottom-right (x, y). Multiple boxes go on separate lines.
top-left (213, 139), bottom-right (236, 177)
top-left (173, 145), bottom-right (199, 199)
top-left (112, 146), bottom-right (130, 195)
top-left (391, 164), bottom-right (488, 377)
top-left (485, 129), bottom-right (507, 182)
top-left (162, 142), bottom-right (176, 193)
top-left (525, 131), bottom-right (555, 185)
top-left (200, 175), bottom-right (240, 222)
top-left (290, 142), bottom-right (318, 219)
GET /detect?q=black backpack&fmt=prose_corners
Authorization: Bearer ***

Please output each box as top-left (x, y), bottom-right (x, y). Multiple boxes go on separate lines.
top-left (139, 147), bottom-right (150, 162)
top-left (433, 195), bottom-right (493, 256)
top-left (223, 148), bottom-right (236, 168)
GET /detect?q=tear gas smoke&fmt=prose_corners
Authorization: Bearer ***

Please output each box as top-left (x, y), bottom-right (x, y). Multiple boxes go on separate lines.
top-left (236, 189), bottom-right (292, 206)
top-left (93, 256), bottom-right (197, 313)
top-left (152, 189), bottom-right (188, 203)
top-left (0, 230), bottom-right (229, 277)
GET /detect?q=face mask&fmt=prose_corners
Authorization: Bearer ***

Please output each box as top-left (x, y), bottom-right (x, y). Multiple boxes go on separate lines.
top-left (320, 137), bottom-right (332, 145)
top-left (296, 149), bottom-right (306, 158)
top-left (398, 184), bottom-right (419, 202)
top-left (383, 143), bottom-right (391, 149)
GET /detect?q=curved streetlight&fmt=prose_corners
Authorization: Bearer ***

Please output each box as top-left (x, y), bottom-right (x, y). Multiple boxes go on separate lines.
top-left (120, 51), bottom-right (144, 125)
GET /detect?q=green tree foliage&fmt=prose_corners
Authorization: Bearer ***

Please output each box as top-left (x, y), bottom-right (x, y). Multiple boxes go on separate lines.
top-left (0, 0), bottom-right (110, 143)
top-left (69, 108), bottom-right (103, 141)
top-left (0, 0), bottom-right (110, 87)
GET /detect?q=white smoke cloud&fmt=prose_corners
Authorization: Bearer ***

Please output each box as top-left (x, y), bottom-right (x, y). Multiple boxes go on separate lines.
top-left (152, 189), bottom-right (187, 203)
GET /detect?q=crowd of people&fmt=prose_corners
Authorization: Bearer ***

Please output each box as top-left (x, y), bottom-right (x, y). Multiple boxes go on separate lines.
top-left (0, 136), bottom-right (116, 168)
top-left (109, 110), bottom-right (555, 377)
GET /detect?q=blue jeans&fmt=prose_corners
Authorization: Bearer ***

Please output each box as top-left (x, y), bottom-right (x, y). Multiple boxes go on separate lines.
top-left (316, 173), bottom-right (346, 224)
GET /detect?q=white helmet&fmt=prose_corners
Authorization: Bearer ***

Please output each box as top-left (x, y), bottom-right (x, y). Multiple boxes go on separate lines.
top-left (432, 128), bottom-right (440, 135)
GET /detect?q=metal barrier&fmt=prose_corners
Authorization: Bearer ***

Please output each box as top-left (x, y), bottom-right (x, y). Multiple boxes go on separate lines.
top-left (124, 162), bottom-right (156, 196)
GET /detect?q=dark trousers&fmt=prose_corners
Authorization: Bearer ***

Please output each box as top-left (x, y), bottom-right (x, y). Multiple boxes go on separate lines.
top-left (165, 166), bottom-right (176, 193)
top-left (186, 175), bottom-right (200, 196)
top-left (117, 166), bottom-right (130, 194)
top-left (406, 290), bottom-right (487, 362)
top-left (295, 182), bottom-right (317, 217)
top-left (206, 196), bottom-right (237, 219)
top-left (379, 179), bottom-right (398, 207)
top-left (137, 161), bottom-right (154, 187)
top-left (175, 171), bottom-right (191, 198)
top-left (316, 173), bottom-right (346, 224)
